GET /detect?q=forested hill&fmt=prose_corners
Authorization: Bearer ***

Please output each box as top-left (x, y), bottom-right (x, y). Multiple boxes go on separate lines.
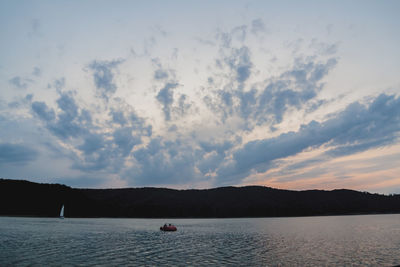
top-left (1, 178), bottom-right (400, 218)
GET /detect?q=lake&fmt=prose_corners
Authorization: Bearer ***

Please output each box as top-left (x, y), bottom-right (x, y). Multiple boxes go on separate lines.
top-left (1, 215), bottom-right (399, 266)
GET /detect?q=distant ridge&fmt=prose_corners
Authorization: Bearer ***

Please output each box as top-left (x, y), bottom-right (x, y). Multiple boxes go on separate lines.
top-left (1, 178), bottom-right (400, 218)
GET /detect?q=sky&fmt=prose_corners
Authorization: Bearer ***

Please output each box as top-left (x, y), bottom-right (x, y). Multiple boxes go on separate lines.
top-left (1, 0), bottom-right (400, 193)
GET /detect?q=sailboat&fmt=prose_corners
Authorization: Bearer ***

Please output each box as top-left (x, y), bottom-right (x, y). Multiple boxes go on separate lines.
top-left (59, 205), bottom-right (64, 219)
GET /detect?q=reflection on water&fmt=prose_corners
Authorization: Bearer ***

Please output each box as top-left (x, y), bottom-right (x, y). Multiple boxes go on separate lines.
top-left (1, 215), bottom-right (400, 266)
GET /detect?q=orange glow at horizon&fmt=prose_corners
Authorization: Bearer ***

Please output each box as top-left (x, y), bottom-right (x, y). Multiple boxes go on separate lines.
top-left (242, 143), bottom-right (400, 193)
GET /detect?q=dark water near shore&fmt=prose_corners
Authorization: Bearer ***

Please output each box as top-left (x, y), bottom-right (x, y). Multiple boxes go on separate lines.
top-left (1, 215), bottom-right (400, 266)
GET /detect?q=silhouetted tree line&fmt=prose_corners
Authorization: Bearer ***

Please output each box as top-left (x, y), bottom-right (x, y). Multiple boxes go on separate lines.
top-left (1, 178), bottom-right (400, 218)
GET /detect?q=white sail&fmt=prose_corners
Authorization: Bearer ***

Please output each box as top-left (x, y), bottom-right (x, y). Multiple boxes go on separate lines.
top-left (60, 205), bottom-right (64, 218)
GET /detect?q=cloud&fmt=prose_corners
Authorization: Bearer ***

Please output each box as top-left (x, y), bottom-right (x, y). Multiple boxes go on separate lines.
top-left (31, 101), bottom-right (55, 121)
top-left (129, 138), bottom-right (199, 186)
top-left (156, 82), bottom-right (178, 121)
top-left (224, 46), bottom-right (253, 83)
top-left (199, 140), bottom-right (236, 155)
top-left (217, 25), bottom-right (247, 48)
top-left (251, 18), bottom-right (267, 35)
top-left (54, 78), bottom-right (66, 90)
top-left (110, 109), bottom-right (127, 126)
top-left (7, 94), bottom-right (33, 109)
top-left (276, 158), bottom-right (328, 177)
top-left (0, 143), bottom-right (38, 165)
top-left (9, 76), bottom-right (32, 89)
top-left (88, 59), bottom-right (124, 101)
top-left (122, 133), bottom-right (244, 186)
top-left (196, 139), bottom-right (238, 175)
top-left (152, 59), bottom-right (192, 121)
top-left (216, 93), bottom-right (400, 185)
top-left (197, 151), bottom-right (225, 175)
top-left (173, 94), bottom-right (193, 118)
top-left (204, 26), bottom-right (338, 130)
top-left (73, 111), bottom-right (150, 172)
top-left (57, 91), bottom-right (79, 119)
top-left (231, 25), bottom-right (247, 43)
top-left (73, 123), bottom-right (145, 172)
top-left (77, 133), bottom-right (104, 155)
top-left (217, 31), bottom-right (233, 48)
top-left (48, 91), bottom-right (87, 139)
top-left (32, 67), bottom-right (41, 77)
top-left (113, 127), bottom-right (142, 156)
top-left (69, 118), bottom-right (149, 173)
top-left (32, 91), bottom-right (89, 140)
top-left (154, 69), bottom-right (169, 80)
top-left (254, 58), bottom-right (337, 125)
top-left (205, 56), bottom-right (337, 129)
top-left (152, 58), bottom-right (175, 81)
top-left (31, 86), bottom-right (153, 174)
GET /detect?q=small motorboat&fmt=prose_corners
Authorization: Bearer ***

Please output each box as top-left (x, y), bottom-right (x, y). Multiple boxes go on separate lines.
top-left (160, 223), bottom-right (177, 231)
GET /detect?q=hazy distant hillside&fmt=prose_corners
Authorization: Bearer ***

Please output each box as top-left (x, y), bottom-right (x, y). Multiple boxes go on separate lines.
top-left (1, 178), bottom-right (400, 218)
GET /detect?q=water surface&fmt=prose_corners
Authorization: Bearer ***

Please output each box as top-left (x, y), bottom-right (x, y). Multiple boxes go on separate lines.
top-left (1, 215), bottom-right (400, 266)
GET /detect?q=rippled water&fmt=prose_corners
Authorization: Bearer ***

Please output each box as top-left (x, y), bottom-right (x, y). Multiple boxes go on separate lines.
top-left (1, 215), bottom-right (400, 266)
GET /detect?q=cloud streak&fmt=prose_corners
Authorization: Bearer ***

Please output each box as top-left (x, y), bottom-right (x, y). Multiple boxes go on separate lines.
top-left (0, 143), bottom-right (38, 165)
top-left (217, 94), bottom-right (400, 185)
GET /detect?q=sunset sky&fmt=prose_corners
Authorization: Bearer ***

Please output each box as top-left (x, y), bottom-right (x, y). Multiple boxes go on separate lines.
top-left (1, 0), bottom-right (399, 193)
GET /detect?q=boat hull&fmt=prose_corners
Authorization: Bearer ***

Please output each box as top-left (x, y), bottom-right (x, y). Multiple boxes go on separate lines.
top-left (160, 226), bottom-right (177, 231)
